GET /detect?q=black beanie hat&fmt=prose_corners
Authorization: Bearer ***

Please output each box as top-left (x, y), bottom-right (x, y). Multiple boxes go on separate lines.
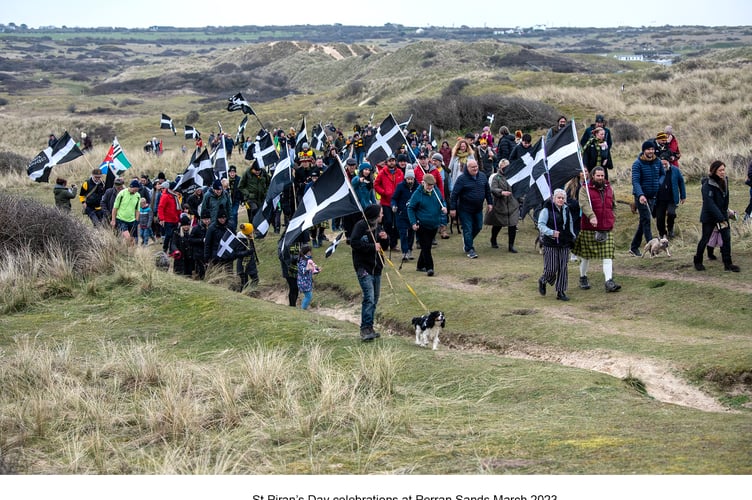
top-left (364, 204), bottom-right (381, 222)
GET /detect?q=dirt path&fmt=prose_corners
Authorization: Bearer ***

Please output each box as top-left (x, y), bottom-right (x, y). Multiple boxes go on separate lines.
top-left (263, 289), bottom-right (731, 413)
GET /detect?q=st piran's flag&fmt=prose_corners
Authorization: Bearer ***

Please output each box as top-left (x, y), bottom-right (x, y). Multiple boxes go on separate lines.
top-left (174, 148), bottom-right (214, 194)
top-left (365, 114), bottom-right (409, 166)
top-left (27, 131), bottom-right (83, 182)
top-left (282, 156), bottom-right (360, 249)
top-left (216, 228), bottom-right (246, 259)
top-left (227, 92), bottom-right (256, 115)
top-left (161, 113), bottom-right (176, 135)
top-left (252, 145), bottom-right (292, 236)
top-left (184, 125), bottom-right (200, 140)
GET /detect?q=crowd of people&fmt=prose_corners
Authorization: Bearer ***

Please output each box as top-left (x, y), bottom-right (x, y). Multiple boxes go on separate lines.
top-left (53, 116), bottom-right (748, 342)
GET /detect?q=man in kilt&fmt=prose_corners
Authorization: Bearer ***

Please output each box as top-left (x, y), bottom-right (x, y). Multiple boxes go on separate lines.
top-left (572, 167), bottom-right (622, 292)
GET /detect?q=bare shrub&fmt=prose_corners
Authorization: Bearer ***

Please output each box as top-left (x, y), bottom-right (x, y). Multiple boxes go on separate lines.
top-left (609, 119), bottom-right (642, 143)
top-left (118, 98), bottom-right (143, 107)
top-left (408, 94), bottom-right (560, 132)
top-left (442, 78), bottom-right (470, 97)
top-left (0, 194), bottom-right (101, 274)
top-left (0, 151), bottom-right (27, 175)
top-left (341, 80), bottom-right (366, 98)
top-left (185, 110), bottom-right (200, 124)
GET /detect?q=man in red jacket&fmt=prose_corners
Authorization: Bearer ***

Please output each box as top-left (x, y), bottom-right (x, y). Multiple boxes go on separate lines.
top-left (572, 167), bottom-right (621, 293)
top-left (374, 155), bottom-right (404, 250)
top-left (158, 181), bottom-right (182, 253)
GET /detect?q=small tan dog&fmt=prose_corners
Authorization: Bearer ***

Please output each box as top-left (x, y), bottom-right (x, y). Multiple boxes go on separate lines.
top-left (643, 237), bottom-right (671, 258)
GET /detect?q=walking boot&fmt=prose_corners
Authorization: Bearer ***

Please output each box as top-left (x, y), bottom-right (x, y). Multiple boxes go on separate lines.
top-left (707, 247), bottom-right (717, 260)
top-left (508, 226), bottom-right (518, 253)
top-left (724, 262), bottom-right (740, 272)
top-left (694, 255), bottom-right (705, 271)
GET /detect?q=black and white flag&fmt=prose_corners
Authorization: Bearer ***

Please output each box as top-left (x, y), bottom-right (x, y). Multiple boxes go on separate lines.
top-left (235, 115), bottom-right (248, 143)
top-left (325, 231), bottom-right (345, 258)
top-left (210, 135), bottom-right (228, 178)
top-left (184, 125), bottom-right (200, 140)
top-left (160, 113), bottom-right (176, 135)
top-left (283, 157), bottom-right (360, 249)
top-left (252, 147), bottom-right (293, 236)
top-left (398, 114), bottom-right (412, 130)
top-left (174, 148), bottom-right (215, 194)
top-left (227, 92), bottom-right (256, 115)
top-left (365, 114), bottom-right (409, 166)
top-left (505, 139), bottom-right (543, 200)
top-left (486, 113), bottom-right (495, 125)
top-left (251, 129), bottom-right (279, 171)
top-left (294, 117), bottom-right (308, 155)
top-left (521, 121), bottom-right (584, 217)
top-left (428, 124), bottom-right (438, 149)
top-left (27, 131), bottom-right (83, 182)
top-left (216, 228), bottom-right (246, 259)
top-left (311, 122), bottom-right (327, 152)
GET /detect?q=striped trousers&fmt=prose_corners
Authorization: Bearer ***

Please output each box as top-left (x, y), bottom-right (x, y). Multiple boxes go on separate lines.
top-left (541, 246), bottom-right (570, 293)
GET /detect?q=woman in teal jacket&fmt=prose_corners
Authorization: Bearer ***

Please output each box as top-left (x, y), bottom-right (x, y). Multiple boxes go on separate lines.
top-left (407, 174), bottom-right (447, 276)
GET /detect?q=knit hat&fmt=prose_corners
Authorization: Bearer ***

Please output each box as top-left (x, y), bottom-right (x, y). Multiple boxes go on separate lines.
top-left (129, 179), bottom-right (140, 188)
top-left (423, 173), bottom-right (436, 186)
top-left (180, 214), bottom-right (191, 226)
top-left (228, 165), bottom-right (236, 173)
top-left (160, 181), bottom-right (170, 189)
top-left (595, 114), bottom-right (605, 122)
top-left (239, 223), bottom-right (254, 236)
top-left (217, 209), bottom-right (228, 219)
top-left (404, 168), bottom-right (415, 179)
top-left (359, 162), bottom-right (372, 174)
top-left (364, 204), bottom-right (381, 222)
top-left (431, 153), bottom-right (444, 164)
top-left (212, 179), bottom-right (222, 190)
top-left (397, 154), bottom-right (409, 163)
top-left (642, 140), bottom-right (656, 152)
top-left (656, 132), bottom-right (668, 141)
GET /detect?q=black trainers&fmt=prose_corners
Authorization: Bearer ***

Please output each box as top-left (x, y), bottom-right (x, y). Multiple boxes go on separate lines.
top-left (629, 248), bottom-right (642, 257)
top-left (605, 279), bottom-right (621, 292)
top-left (579, 276), bottom-right (591, 290)
top-left (556, 291), bottom-right (570, 301)
top-left (538, 278), bottom-right (546, 296)
top-left (426, 269), bottom-right (434, 276)
top-left (725, 264), bottom-right (740, 272)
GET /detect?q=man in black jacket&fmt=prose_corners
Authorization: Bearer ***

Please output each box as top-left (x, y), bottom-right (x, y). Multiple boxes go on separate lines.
top-left (350, 204), bottom-right (389, 342)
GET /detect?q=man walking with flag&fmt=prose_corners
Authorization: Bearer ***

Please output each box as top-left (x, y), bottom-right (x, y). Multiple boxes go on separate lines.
top-left (79, 168), bottom-right (107, 226)
top-left (350, 204), bottom-right (390, 342)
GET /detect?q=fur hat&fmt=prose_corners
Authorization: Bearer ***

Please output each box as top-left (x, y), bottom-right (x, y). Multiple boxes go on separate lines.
top-left (642, 140), bottom-right (656, 152)
top-left (364, 204), bottom-right (381, 222)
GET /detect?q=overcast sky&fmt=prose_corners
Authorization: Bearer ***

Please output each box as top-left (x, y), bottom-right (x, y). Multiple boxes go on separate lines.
top-left (2, 0), bottom-right (751, 29)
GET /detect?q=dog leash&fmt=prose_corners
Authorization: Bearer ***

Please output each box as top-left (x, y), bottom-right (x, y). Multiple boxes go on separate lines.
top-left (380, 251), bottom-right (429, 313)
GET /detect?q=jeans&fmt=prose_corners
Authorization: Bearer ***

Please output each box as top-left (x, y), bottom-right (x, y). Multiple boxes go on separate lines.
top-left (357, 271), bottom-right (381, 329)
top-left (85, 206), bottom-right (105, 227)
top-left (140, 227), bottom-right (153, 246)
top-left (301, 291), bottom-right (313, 310)
top-left (162, 222), bottom-right (178, 252)
top-left (630, 196), bottom-right (655, 251)
top-left (458, 209), bottom-right (484, 252)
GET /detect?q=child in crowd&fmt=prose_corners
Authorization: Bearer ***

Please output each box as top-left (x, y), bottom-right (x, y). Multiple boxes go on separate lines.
top-left (297, 244), bottom-right (320, 310)
top-left (139, 197), bottom-right (154, 246)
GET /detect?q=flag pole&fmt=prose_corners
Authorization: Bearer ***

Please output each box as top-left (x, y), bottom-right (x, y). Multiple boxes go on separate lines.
top-left (571, 118), bottom-right (593, 212)
top-left (540, 135), bottom-right (559, 242)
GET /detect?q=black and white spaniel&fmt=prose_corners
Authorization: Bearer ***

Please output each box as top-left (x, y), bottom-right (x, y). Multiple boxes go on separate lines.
top-left (412, 311), bottom-right (446, 350)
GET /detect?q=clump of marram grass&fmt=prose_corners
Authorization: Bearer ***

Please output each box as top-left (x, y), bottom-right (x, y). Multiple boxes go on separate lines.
top-left (0, 194), bottom-right (122, 313)
top-left (0, 338), bottom-right (410, 473)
